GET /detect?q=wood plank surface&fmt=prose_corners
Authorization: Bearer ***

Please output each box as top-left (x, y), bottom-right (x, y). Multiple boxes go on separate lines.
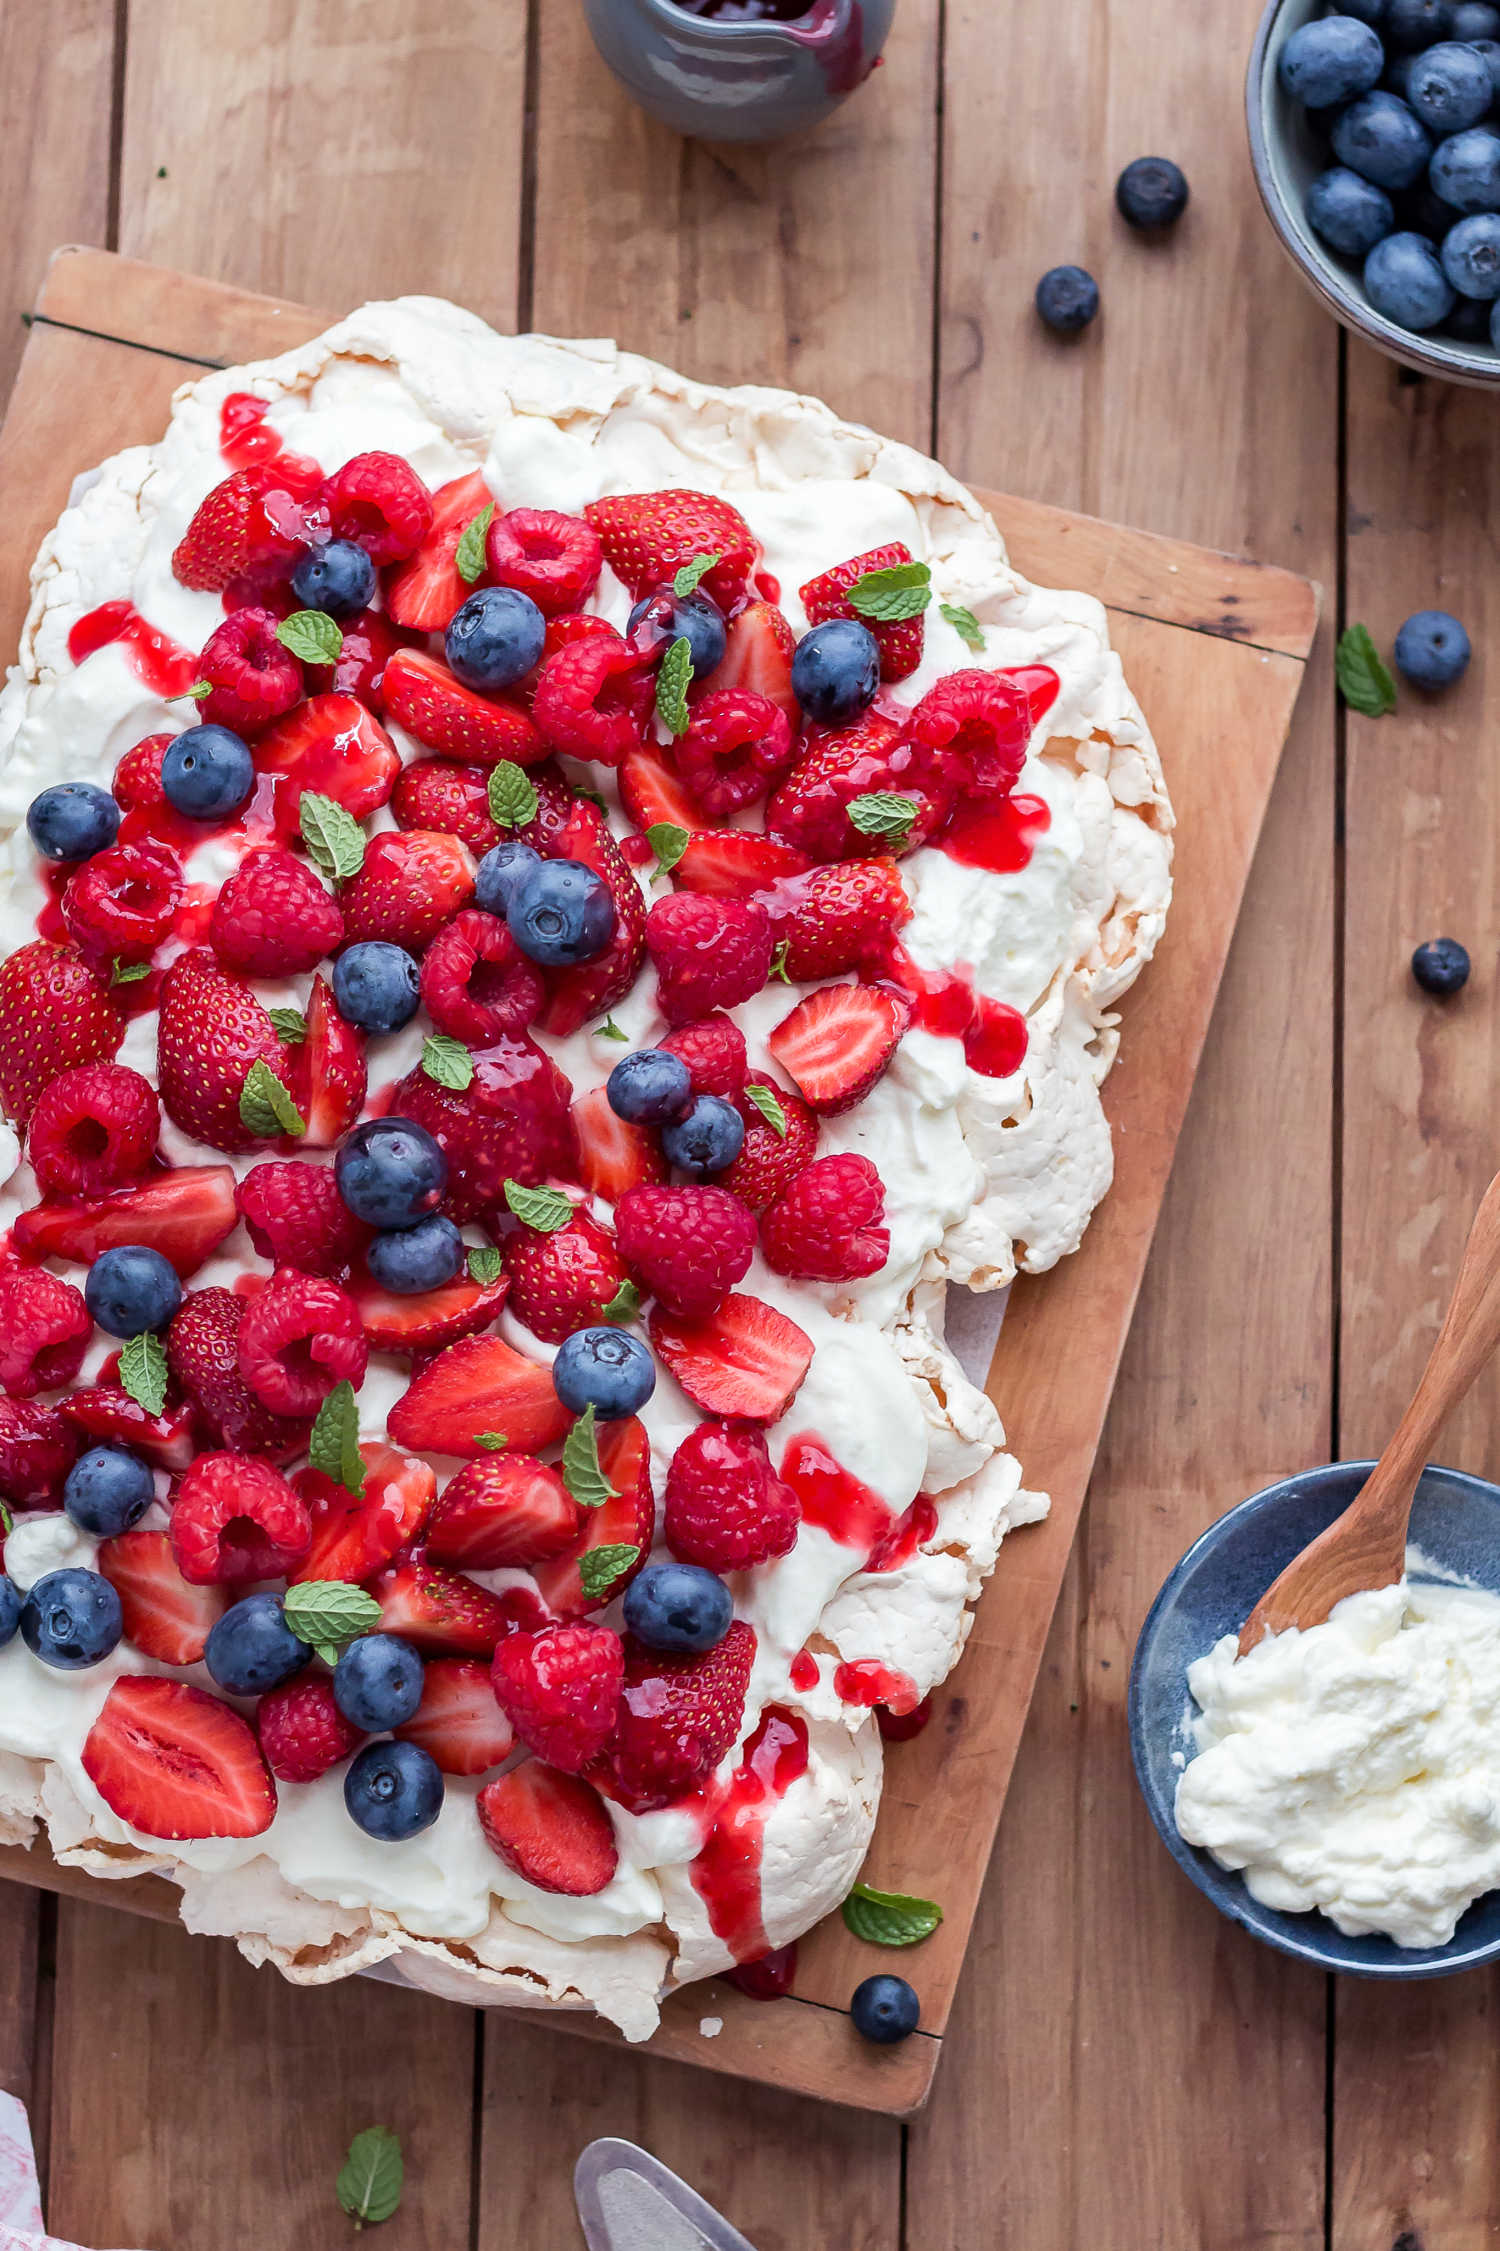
top-left (0, 0), bottom-right (116, 397)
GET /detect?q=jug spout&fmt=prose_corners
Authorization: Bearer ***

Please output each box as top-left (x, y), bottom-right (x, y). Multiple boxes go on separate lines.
top-left (580, 0), bottom-right (898, 143)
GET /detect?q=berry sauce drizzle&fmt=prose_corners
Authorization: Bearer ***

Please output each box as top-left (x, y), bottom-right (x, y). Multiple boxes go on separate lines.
top-left (65, 602), bottom-right (198, 700)
top-left (877, 944), bottom-right (1029, 1080)
top-left (832, 1659), bottom-right (921, 1716)
top-left (789, 1648), bottom-right (819, 1691)
top-left (690, 1706), bottom-right (809, 1963)
top-left (941, 791), bottom-right (1051, 876)
top-left (218, 392), bottom-right (321, 485)
top-left (781, 1433), bottom-right (893, 1556)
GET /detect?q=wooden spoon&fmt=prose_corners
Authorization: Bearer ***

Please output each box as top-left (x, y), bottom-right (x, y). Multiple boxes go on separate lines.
top-left (1238, 1168), bottom-right (1500, 1654)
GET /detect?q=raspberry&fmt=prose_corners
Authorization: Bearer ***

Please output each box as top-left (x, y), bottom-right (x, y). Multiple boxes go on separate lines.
top-left (209, 845), bottom-right (344, 975)
top-left (0, 1270), bottom-right (91, 1400)
top-left (112, 734), bottom-right (172, 812)
top-left (236, 1162), bottom-right (371, 1277)
top-left (494, 1585), bottom-right (556, 1640)
top-left (490, 1623), bottom-right (624, 1773)
top-left (908, 668), bottom-right (1034, 797)
top-left (486, 508), bottom-right (603, 617)
top-left (256, 1673), bottom-right (363, 1782)
top-left (501, 1209), bottom-right (628, 1343)
top-left (391, 1035), bottom-right (577, 1222)
top-left (660, 1013), bottom-right (748, 1100)
top-left (198, 607), bottom-right (304, 736)
top-left (645, 892), bottom-right (773, 1025)
top-left (603, 1619), bottom-right (757, 1811)
top-left (766, 714), bottom-right (953, 863)
top-left (27, 1063), bottom-right (160, 1197)
top-left (236, 1272), bottom-right (368, 1415)
top-left (779, 859), bottom-right (911, 980)
top-left (390, 760), bottom-right (501, 855)
top-left (339, 829), bottom-right (477, 954)
top-left (531, 630), bottom-right (653, 765)
top-left (663, 1421), bottom-right (801, 1572)
top-left (323, 451), bottom-right (434, 565)
top-left (170, 1452), bottom-right (312, 1585)
top-left (419, 909), bottom-right (544, 1044)
top-left (671, 689), bottom-right (793, 818)
top-left (760, 1153), bottom-right (889, 1282)
top-left (800, 541), bottom-right (926, 682)
top-left (720, 1088), bottom-right (818, 1213)
top-left (167, 1287), bottom-right (314, 1459)
top-left (0, 1396), bottom-right (78, 1506)
top-left (538, 612), bottom-right (619, 670)
top-left (615, 1185), bottom-right (756, 1319)
top-left (61, 840), bottom-right (183, 962)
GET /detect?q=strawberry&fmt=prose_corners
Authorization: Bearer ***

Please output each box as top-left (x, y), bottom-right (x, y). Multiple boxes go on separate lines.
top-left (673, 828), bottom-right (810, 899)
top-left (766, 714), bottom-right (953, 864)
top-left (97, 1529), bottom-right (228, 1665)
top-left (491, 1623), bottom-right (623, 1772)
top-left (281, 974), bottom-right (365, 1146)
top-left (387, 1333), bottom-right (572, 1459)
top-left (721, 1090), bottom-right (818, 1213)
top-left (83, 1677), bottom-right (276, 1838)
top-left (290, 1442), bottom-right (437, 1584)
top-left (502, 1209), bottom-right (628, 1343)
top-left (171, 463), bottom-right (318, 593)
top-left (254, 694), bottom-right (401, 840)
top-left (619, 743), bottom-right (699, 835)
top-left (390, 759), bottom-right (501, 855)
top-left (570, 1087), bottom-right (667, 1204)
top-left (351, 1266), bottom-right (510, 1353)
top-left (0, 941), bottom-right (124, 1125)
top-left (156, 949), bottom-right (286, 1154)
top-left (800, 542), bottom-right (925, 682)
top-left (601, 1620), bottom-right (757, 1812)
top-left (766, 983), bottom-right (906, 1114)
top-left (426, 1454), bottom-right (579, 1569)
top-left (532, 1416), bottom-right (654, 1618)
top-left (649, 1293), bottom-right (814, 1421)
top-left (339, 829), bottom-right (477, 954)
top-left (477, 1761), bottom-right (618, 1894)
top-left (585, 490), bottom-right (757, 613)
top-left (167, 1287), bottom-right (314, 1463)
top-left (13, 1164), bottom-right (238, 1276)
top-left (390, 1036), bottom-right (577, 1220)
top-left (381, 647), bottom-right (543, 767)
top-left (372, 1557), bottom-right (514, 1658)
top-left (60, 1387), bottom-right (197, 1473)
top-left (531, 803), bottom-right (648, 1037)
top-left (384, 470), bottom-right (494, 632)
top-left (778, 859), bottom-right (911, 979)
top-left (699, 599), bottom-right (798, 724)
top-left (395, 1658), bottom-right (515, 1776)
top-left (0, 1398), bottom-right (77, 1508)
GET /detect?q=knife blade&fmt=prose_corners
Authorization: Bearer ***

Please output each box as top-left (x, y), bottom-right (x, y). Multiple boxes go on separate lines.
top-left (574, 2139), bottom-right (758, 2251)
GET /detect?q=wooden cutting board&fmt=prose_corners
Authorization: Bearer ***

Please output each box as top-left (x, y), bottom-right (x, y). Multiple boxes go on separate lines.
top-left (0, 247), bottom-right (1319, 2118)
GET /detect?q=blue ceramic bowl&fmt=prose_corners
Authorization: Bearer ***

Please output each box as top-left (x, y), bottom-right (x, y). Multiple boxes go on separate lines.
top-left (1130, 1458), bottom-right (1500, 1977)
top-left (580, 0), bottom-right (897, 145)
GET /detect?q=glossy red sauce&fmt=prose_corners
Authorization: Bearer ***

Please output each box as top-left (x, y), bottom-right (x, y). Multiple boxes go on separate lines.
top-left (690, 1708), bottom-right (809, 1963)
top-left (833, 1659), bottom-right (921, 1716)
top-left (789, 1648), bottom-right (819, 1692)
top-left (726, 1942), bottom-right (798, 2000)
top-left (941, 790), bottom-right (1050, 876)
top-left (218, 391), bottom-right (321, 485)
top-left (963, 994), bottom-right (1028, 1080)
top-left (66, 602), bottom-right (198, 700)
top-left (866, 1494), bottom-right (937, 1573)
top-left (780, 1432), bottom-right (892, 1556)
top-left (877, 1695), bottom-right (933, 1743)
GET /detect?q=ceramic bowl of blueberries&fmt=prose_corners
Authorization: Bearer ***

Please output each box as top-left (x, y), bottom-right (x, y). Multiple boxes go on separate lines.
top-left (1129, 1457), bottom-right (1500, 1977)
top-left (579, 0), bottom-right (897, 144)
top-left (1248, 0), bottom-right (1500, 384)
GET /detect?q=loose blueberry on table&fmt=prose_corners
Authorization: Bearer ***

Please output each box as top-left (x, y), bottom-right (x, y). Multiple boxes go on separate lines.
top-left (1411, 935), bottom-right (1472, 993)
top-left (1035, 265), bottom-right (1101, 333)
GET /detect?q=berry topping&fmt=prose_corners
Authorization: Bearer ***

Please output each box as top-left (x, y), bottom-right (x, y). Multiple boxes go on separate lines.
top-left (477, 1761), bottom-right (618, 1895)
top-left (661, 1094), bottom-right (745, 1178)
top-left (491, 1622), bottom-right (624, 1772)
top-left (418, 908), bottom-right (544, 1042)
top-left (290, 538), bottom-right (377, 619)
top-left (608, 1046), bottom-right (694, 1125)
top-left (766, 982), bottom-right (906, 1114)
top-left (20, 1567), bottom-right (123, 1669)
top-left (645, 892), bottom-right (773, 1024)
top-left (236, 1270), bottom-right (368, 1415)
top-left (388, 1334), bottom-right (572, 1458)
top-left (170, 1452), bottom-right (312, 1585)
top-left (532, 1414), bottom-right (654, 1620)
top-left (909, 667), bottom-right (1035, 796)
top-left (26, 782), bottom-right (120, 863)
top-left (487, 508), bottom-right (604, 615)
top-left (664, 1419), bottom-right (801, 1572)
top-left (531, 629), bottom-right (652, 765)
top-left (84, 1243), bottom-right (182, 1337)
top-left (255, 694), bottom-right (402, 834)
top-left (113, 735), bottom-right (172, 814)
top-left (340, 828), bottom-right (478, 955)
top-left (256, 1673), bottom-right (364, 1783)
top-left (27, 1063), bottom-right (159, 1197)
top-left (389, 1036), bottom-right (577, 1219)
top-left (1035, 265), bottom-right (1100, 333)
top-left (367, 1213), bottom-right (465, 1296)
top-left (761, 1152), bottom-right (890, 1282)
top-left (585, 490), bottom-right (757, 613)
top-left (1413, 936), bottom-right (1472, 995)
top-left (616, 1184), bottom-right (756, 1319)
top-left (507, 857), bottom-right (615, 967)
top-left (0, 1398), bottom-right (79, 1507)
top-left (622, 1561), bottom-right (733, 1655)
top-left (63, 1443), bottom-right (154, 1539)
top-left (236, 1160), bottom-right (371, 1277)
top-left (427, 1453), bottom-right (580, 1569)
top-left (333, 940), bottom-right (422, 1034)
top-left (15, 1165), bottom-right (238, 1277)
top-left (779, 858), bottom-right (911, 980)
top-left (603, 1618), bottom-right (757, 1811)
top-left (649, 1293), bottom-right (813, 1422)
top-left (197, 607), bottom-right (303, 736)
top-left (791, 618), bottom-right (881, 724)
top-left (349, 1266), bottom-right (511, 1354)
top-left (671, 688), bottom-right (794, 817)
top-left (395, 1657), bottom-right (515, 1777)
top-left (381, 647), bottom-right (543, 767)
top-left (445, 585), bottom-right (547, 692)
top-left (766, 711), bottom-right (948, 864)
top-left (171, 463), bottom-right (316, 594)
top-left (282, 973), bottom-right (367, 1148)
top-left (529, 805), bottom-right (647, 1038)
top-left (673, 827), bottom-right (812, 899)
top-left (83, 1676), bottom-right (276, 1838)
top-left (323, 450), bottom-right (434, 565)
top-left (502, 1208), bottom-right (629, 1344)
top-left (205, 1592), bottom-right (311, 1697)
top-left (344, 1738), bottom-right (444, 1841)
top-left (0, 941), bottom-right (124, 1125)
top-left (98, 1529), bottom-right (227, 1666)
top-left (391, 759), bottom-right (502, 855)
top-left (800, 542), bottom-right (926, 683)
top-left (291, 1442), bottom-right (435, 1584)
top-left (850, 1973), bottom-right (921, 2045)
top-left (333, 1632), bottom-right (425, 1732)
top-left (720, 1088), bottom-right (818, 1212)
top-left (167, 1288), bottom-right (315, 1461)
top-left (474, 837), bottom-right (541, 914)
top-left (700, 598), bottom-right (799, 724)
top-left (627, 587), bottom-right (727, 676)
top-left (156, 948), bottom-right (285, 1153)
top-left (0, 1270), bottom-right (91, 1398)
top-left (372, 1556), bottom-right (514, 1657)
top-left (60, 1386), bottom-right (195, 1474)
top-left (619, 741), bottom-right (701, 834)
top-left (61, 839), bottom-right (182, 962)
top-left (552, 1325), bottom-right (656, 1419)
top-left (209, 845), bottom-right (344, 975)
top-left (385, 471), bottom-right (495, 632)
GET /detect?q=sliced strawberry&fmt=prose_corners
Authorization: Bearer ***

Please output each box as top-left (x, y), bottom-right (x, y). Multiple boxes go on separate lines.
top-left (673, 829), bottom-right (811, 899)
top-left (82, 1677), bottom-right (276, 1839)
top-left (351, 1267), bottom-right (510, 1352)
top-left (382, 647), bottom-right (544, 767)
top-left (766, 983), bottom-right (905, 1115)
top-left (531, 802), bottom-right (647, 1038)
top-left (532, 1416), bottom-right (654, 1618)
top-left (396, 1657), bottom-right (515, 1776)
top-left (59, 1387), bottom-right (197, 1472)
top-left (290, 1443), bottom-right (437, 1585)
top-left (387, 1334), bottom-right (572, 1459)
top-left (650, 1294), bottom-right (814, 1422)
top-left (385, 471), bottom-right (494, 631)
top-left (618, 743), bottom-right (700, 834)
top-left (254, 694), bottom-right (402, 840)
top-left (477, 1761), bottom-right (618, 1895)
top-left (700, 599), bottom-right (799, 725)
top-left (427, 1454), bottom-right (579, 1570)
top-left (97, 1530), bottom-right (228, 1666)
top-left (571, 1086), bottom-right (668, 1203)
top-left (281, 974), bottom-right (365, 1147)
top-left (13, 1165), bottom-right (238, 1277)
top-left (372, 1558), bottom-right (514, 1658)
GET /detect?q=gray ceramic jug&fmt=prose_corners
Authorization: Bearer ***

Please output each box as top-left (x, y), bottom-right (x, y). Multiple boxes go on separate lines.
top-left (579, 0), bottom-right (897, 143)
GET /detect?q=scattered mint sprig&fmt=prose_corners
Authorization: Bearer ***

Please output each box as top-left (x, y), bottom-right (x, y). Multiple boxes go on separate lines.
top-left (841, 1882), bottom-right (943, 1948)
top-left (119, 1331), bottom-right (168, 1418)
top-left (940, 601), bottom-right (985, 653)
top-left (421, 1034), bottom-right (474, 1092)
top-left (656, 636), bottom-right (694, 737)
top-left (456, 502), bottom-right (496, 586)
top-left (503, 1180), bottom-right (574, 1232)
top-left (285, 1580), bottom-right (382, 1669)
top-left (276, 610), bottom-right (343, 667)
top-left (300, 790), bottom-right (366, 883)
top-left (309, 1381), bottom-right (365, 1499)
top-left (562, 1405), bottom-right (617, 1510)
top-left (336, 2125), bottom-right (404, 2230)
top-left (1337, 622), bottom-right (1398, 717)
top-left (488, 760), bottom-right (538, 831)
top-left (240, 1060), bottom-right (304, 1139)
top-left (847, 561), bottom-right (931, 623)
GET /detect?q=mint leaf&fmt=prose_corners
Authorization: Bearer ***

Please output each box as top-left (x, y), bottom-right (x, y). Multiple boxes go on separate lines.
top-left (474, 1431), bottom-right (508, 1450)
top-left (268, 1007), bottom-right (308, 1044)
top-left (848, 791), bottom-right (919, 850)
top-left (468, 1245), bottom-right (503, 1286)
top-left (847, 561), bottom-right (932, 623)
top-left (119, 1331), bottom-right (168, 1418)
top-left (488, 759), bottom-right (538, 831)
top-left (646, 821), bottom-right (690, 878)
top-left (562, 1405), bottom-right (617, 1509)
top-left (422, 1034), bottom-right (474, 1092)
top-left (308, 1380), bottom-right (365, 1498)
top-left (276, 609), bottom-right (343, 667)
top-left (656, 636), bottom-right (693, 737)
top-left (111, 958), bottom-right (152, 986)
top-left (1337, 622), bottom-right (1398, 718)
top-left (0, 1500), bottom-right (11, 1539)
top-left (940, 601), bottom-right (985, 653)
top-left (579, 1543), bottom-right (640, 1600)
top-left (597, 1016), bottom-right (629, 1042)
top-left (168, 680), bottom-right (213, 705)
top-left (299, 790), bottom-right (366, 882)
top-left (285, 1580), bottom-right (381, 1670)
top-left (504, 1179), bottom-right (574, 1232)
top-left (240, 1060), bottom-right (305, 1139)
top-left (672, 551), bottom-right (721, 599)
top-left (770, 939), bottom-right (791, 983)
top-left (841, 1882), bottom-right (943, 1948)
top-left (744, 1082), bottom-right (787, 1138)
top-left (456, 501), bottom-right (496, 586)
top-left (336, 2124), bottom-right (404, 2230)
top-left (603, 1279), bottom-right (642, 1324)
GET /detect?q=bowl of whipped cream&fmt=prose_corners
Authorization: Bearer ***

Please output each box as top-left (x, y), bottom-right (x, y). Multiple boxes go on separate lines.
top-left (1130, 1459), bottom-right (1500, 1976)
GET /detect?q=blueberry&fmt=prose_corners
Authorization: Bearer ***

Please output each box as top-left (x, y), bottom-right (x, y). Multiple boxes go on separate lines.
top-left (1412, 936), bottom-right (1471, 993)
top-left (1406, 41), bottom-right (1495, 130)
top-left (366, 1213), bottom-right (465, 1295)
top-left (20, 1568), bottom-right (123, 1670)
top-left (161, 724), bottom-right (255, 820)
top-left (661, 1094), bottom-right (746, 1178)
top-left (444, 586), bottom-right (547, 693)
top-left (1394, 607), bottom-right (1471, 684)
top-left (1034, 264), bottom-right (1100, 332)
top-left (1278, 15), bottom-right (1385, 104)
top-left (62, 1446), bottom-right (155, 1538)
top-left (1443, 288), bottom-right (1497, 334)
top-left (1442, 208), bottom-right (1500, 289)
top-left (1114, 156), bottom-right (1189, 229)
top-left (332, 941), bottom-right (421, 1035)
top-left (1453, 0), bottom-right (1500, 32)
top-left (1469, 36), bottom-right (1500, 98)
top-left (606, 1047), bottom-right (694, 1126)
top-left (552, 1326), bottom-right (656, 1420)
top-left (0, 1576), bottom-right (18, 1649)
top-left (623, 1561), bottom-right (734, 1653)
top-left (1308, 166), bottom-right (1397, 254)
top-left (204, 1592), bottom-right (310, 1697)
top-left (1387, 0), bottom-right (1454, 43)
top-left (1364, 229), bottom-right (1457, 323)
top-left (84, 1244), bottom-right (182, 1337)
top-left (26, 783), bottom-right (120, 863)
top-left (335, 1117), bottom-right (447, 1230)
top-left (1332, 93), bottom-right (1433, 189)
top-left (475, 840), bottom-right (542, 919)
top-left (1340, 0), bottom-right (1388, 19)
top-left (850, 1973), bottom-right (921, 2045)
top-left (507, 859), bottom-right (615, 967)
top-left (334, 1633), bottom-right (425, 1731)
top-left (627, 591), bottom-right (728, 679)
top-left (791, 619), bottom-right (882, 724)
top-left (290, 539), bottom-right (377, 620)
top-left (1430, 124), bottom-right (1500, 208)
top-left (344, 1738), bottom-right (444, 1841)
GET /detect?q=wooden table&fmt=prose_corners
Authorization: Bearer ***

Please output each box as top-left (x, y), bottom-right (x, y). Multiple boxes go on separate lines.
top-left (0, 3), bottom-right (1493, 2246)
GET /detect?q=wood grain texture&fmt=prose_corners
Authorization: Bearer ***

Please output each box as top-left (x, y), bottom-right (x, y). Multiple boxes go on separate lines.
top-left (0, 1891), bottom-right (40, 2108)
top-left (0, 0), bottom-right (115, 398)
